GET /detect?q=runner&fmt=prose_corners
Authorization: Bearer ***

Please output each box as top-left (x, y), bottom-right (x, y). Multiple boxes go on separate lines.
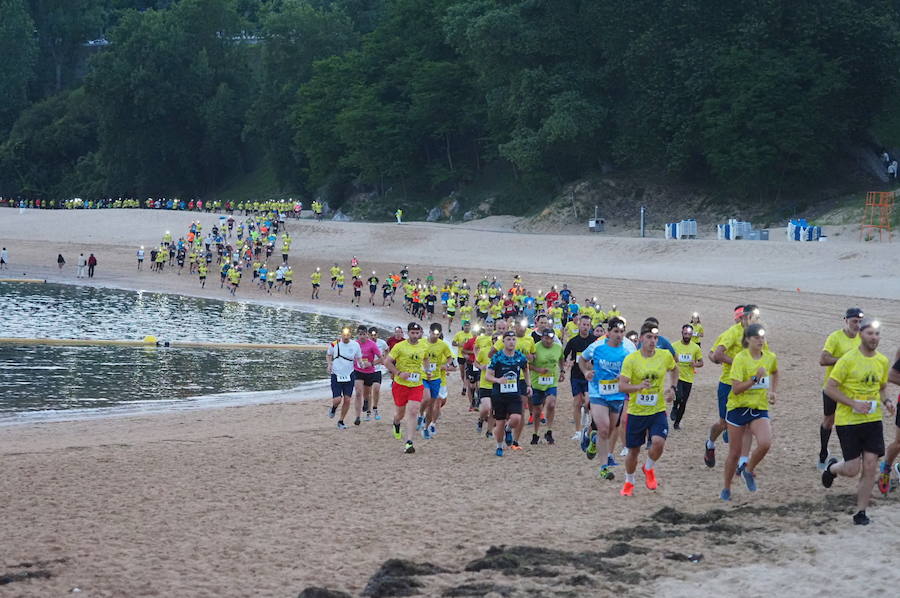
top-left (419, 323), bottom-right (456, 439)
top-left (353, 325), bottom-right (383, 424)
top-left (618, 322), bottom-right (677, 496)
top-left (485, 330), bottom-right (531, 456)
top-left (817, 308), bottom-right (863, 471)
top-left (325, 327), bottom-right (362, 430)
top-left (579, 317), bottom-right (633, 480)
top-left (452, 321), bottom-right (474, 399)
top-left (310, 267), bottom-right (321, 299)
top-left (690, 312), bottom-right (704, 347)
top-left (879, 348), bottom-right (900, 492)
top-left (822, 319), bottom-right (893, 525)
top-left (352, 276), bottom-right (363, 306)
top-left (368, 327), bottom-right (389, 420)
top-left (704, 305), bottom-right (761, 469)
top-left (530, 328), bottom-right (565, 445)
top-left (721, 324), bottom-right (778, 500)
top-left (671, 324), bottom-right (704, 430)
top-left (383, 322), bottom-right (430, 454)
top-left (329, 263), bottom-right (340, 289)
top-left (367, 271), bottom-right (379, 305)
top-left (564, 315), bottom-right (597, 439)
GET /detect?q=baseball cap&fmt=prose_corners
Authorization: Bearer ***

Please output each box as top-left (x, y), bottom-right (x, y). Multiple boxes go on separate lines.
top-left (845, 307), bottom-right (864, 319)
top-left (407, 322), bottom-right (422, 331)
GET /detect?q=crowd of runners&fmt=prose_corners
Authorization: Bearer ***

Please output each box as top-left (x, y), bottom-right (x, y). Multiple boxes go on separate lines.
top-left (322, 273), bottom-right (900, 526)
top-left (130, 214), bottom-right (900, 525)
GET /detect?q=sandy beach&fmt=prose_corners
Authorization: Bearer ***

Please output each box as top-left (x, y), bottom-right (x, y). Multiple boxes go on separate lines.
top-left (1, 209), bottom-right (899, 597)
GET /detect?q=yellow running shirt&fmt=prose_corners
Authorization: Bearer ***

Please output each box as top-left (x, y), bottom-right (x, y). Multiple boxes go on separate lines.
top-left (423, 339), bottom-right (453, 382)
top-left (830, 348), bottom-right (889, 427)
top-left (620, 349), bottom-right (676, 416)
top-left (389, 340), bottom-right (427, 387)
top-left (672, 339), bottom-right (702, 383)
top-left (727, 349), bottom-right (778, 411)
top-left (452, 330), bottom-right (473, 358)
top-left (821, 330), bottom-right (861, 389)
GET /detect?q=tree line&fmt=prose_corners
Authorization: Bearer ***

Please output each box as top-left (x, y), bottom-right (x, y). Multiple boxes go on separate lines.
top-left (2, 0), bottom-right (899, 207)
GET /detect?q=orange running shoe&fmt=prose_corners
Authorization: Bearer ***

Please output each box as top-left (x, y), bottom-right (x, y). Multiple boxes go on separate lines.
top-left (620, 481), bottom-right (634, 497)
top-left (642, 465), bottom-right (658, 490)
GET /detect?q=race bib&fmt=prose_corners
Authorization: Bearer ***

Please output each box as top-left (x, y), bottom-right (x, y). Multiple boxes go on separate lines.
top-left (598, 379), bottom-right (619, 395)
top-left (636, 393), bottom-right (658, 406)
top-left (750, 376), bottom-right (770, 390)
top-left (867, 400), bottom-right (879, 415)
top-left (538, 375), bottom-right (555, 386)
top-left (678, 353), bottom-right (693, 363)
top-left (336, 374), bottom-right (351, 383)
top-left (473, 364), bottom-right (481, 371)
top-left (406, 372), bottom-right (420, 383)
top-left (500, 381), bottom-right (518, 393)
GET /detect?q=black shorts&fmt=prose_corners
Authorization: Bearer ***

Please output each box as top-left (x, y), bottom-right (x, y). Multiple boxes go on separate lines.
top-left (466, 364), bottom-right (481, 383)
top-left (492, 394), bottom-right (523, 420)
top-left (478, 387), bottom-right (492, 400)
top-left (457, 357), bottom-right (466, 365)
top-left (426, 305), bottom-right (435, 313)
top-left (822, 391), bottom-right (837, 417)
top-left (836, 421), bottom-right (885, 461)
top-left (354, 290), bottom-right (361, 296)
top-left (356, 371), bottom-right (381, 387)
top-left (369, 285), bottom-right (377, 293)
top-left (896, 402), bottom-right (900, 428)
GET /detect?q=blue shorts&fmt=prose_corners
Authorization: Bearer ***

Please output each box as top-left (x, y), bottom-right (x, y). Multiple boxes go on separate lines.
top-left (625, 412), bottom-right (669, 448)
top-left (531, 387), bottom-right (557, 406)
top-left (725, 408), bottom-right (769, 427)
top-left (589, 397), bottom-right (625, 413)
top-left (717, 382), bottom-right (731, 420)
top-left (570, 378), bottom-right (589, 397)
top-left (330, 373), bottom-right (355, 398)
top-left (423, 378), bottom-right (443, 399)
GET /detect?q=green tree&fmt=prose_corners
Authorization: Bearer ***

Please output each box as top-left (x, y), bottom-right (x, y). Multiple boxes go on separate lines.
top-left (0, 0), bottom-right (38, 133)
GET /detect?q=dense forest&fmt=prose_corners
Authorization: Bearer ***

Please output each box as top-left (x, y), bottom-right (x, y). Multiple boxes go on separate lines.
top-left (2, 0), bottom-right (900, 209)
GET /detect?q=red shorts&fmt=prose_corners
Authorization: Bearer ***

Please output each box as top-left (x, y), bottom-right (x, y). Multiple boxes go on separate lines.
top-left (393, 383), bottom-right (424, 407)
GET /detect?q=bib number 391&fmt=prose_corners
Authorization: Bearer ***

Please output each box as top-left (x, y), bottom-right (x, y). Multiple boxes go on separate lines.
top-left (636, 393), bottom-right (658, 406)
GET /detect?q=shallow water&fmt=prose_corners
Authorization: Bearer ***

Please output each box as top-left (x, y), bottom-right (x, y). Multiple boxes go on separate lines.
top-left (0, 283), bottom-right (383, 417)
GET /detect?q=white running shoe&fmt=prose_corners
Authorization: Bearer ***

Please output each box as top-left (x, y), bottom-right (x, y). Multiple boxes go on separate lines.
top-left (817, 452), bottom-right (830, 473)
top-left (619, 447), bottom-right (629, 457)
top-left (571, 431), bottom-right (582, 441)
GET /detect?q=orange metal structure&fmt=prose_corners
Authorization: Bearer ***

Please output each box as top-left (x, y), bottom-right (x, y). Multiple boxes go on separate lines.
top-left (861, 191), bottom-right (894, 241)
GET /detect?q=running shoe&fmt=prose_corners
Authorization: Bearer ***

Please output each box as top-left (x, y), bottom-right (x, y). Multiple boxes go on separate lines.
top-left (720, 488), bottom-right (731, 501)
top-left (642, 465), bottom-right (658, 490)
top-left (428, 423), bottom-right (437, 436)
top-left (580, 429), bottom-right (591, 453)
top-left (817, 451), bottom-right (830, 472)
top-left (878, 462), bottom-right (891, 496)
top-left (673, 423), bottom-right (680, 431)
top-left (374, 411), bottom-right (382, 421)
top-left (485, 429), bottom-right (492, 439)
top-left (703, 443), bottom-right (716, 468)
top-left (620, 481), bottom-right (634, 497)
top-left (572, 431), bottom-right (582, 441)
top-left (461, 388), bottom-right (466, 396)
top-left (597, 466), bottom-right (615, 481)
top-left (619, 447), bottom-right (629, 457)
top-left (476, 420), bottom-right (483, 433)
top-left (544, 430), bottom-right (555, 445)
top-left (541, 414), bottom-right (547, 424)
top-left (607, 455), bottom-right (620, 467)
top-left (337, 422), bottom-right (348, 430)
top-left (362, 399), bottom-right (369, 412)
top-left (531, 434), bottom-right (540, 445)
top-left (742, 468), bottom-right (757, 492)
top-left (853, 510), bottom-right (870, 525)
top-left (404, 441), bottom-right (415, 454)
top-left (392, 423), bottom-right (402, 440)
top-left (528, 414), bottom-right (534, 425)
top-left (511, 441), bottom-right (523, 451)
top-left (586, 431), bottom-right (598, 460)
top-left (495, 447), bottom-right (503, 457)
top-left (422, 426), bottom-right (432, 440)
top-left (353, 417), bottom-right (361, 426)
top-left (821, 457), bottom-right (838, 488)
top-left (416, 416), bottom-right (425, 431)
top-left (328, 407), bottom-right (336, 419)
top-left (364, 412), bottom-right (372, 422)
top-left (735, 462), bottom-right (745, 478)
top-left (505, 427), bottom-right (513, 446)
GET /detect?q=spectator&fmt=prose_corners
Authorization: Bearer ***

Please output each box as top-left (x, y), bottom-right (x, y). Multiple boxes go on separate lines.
top-left (57, 254), bottom-right (65, 269)
top-left (889, 160), bottom-right (898, 180)
top-left (0, 247), bottom-right (8, 270)
top-left (76, 253), bottom-right (86, 278)
top-left (88, 253), bottom-right (98, 278)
